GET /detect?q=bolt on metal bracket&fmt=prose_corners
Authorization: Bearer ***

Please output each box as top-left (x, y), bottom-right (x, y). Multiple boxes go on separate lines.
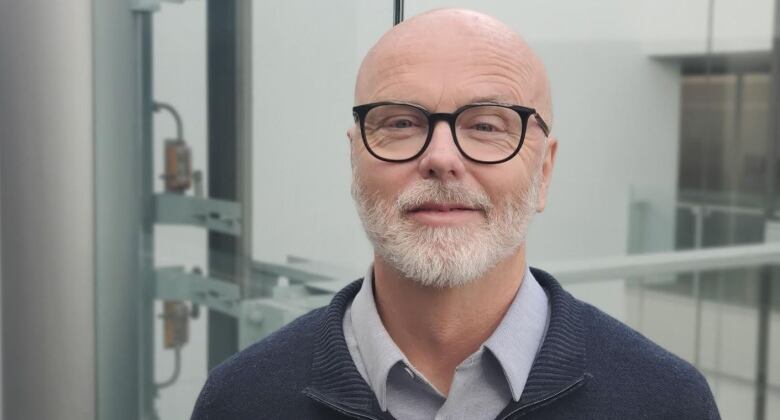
top-left (154, 193), bottom-right (242, 235)
top-left (155, 266), bottom-right (241, 317)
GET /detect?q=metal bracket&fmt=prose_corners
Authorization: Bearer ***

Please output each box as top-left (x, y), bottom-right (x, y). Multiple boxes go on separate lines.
top-left (132, 0), bottom-right (187, 12)
top-left (251, 257), bottom-right (359, 297)
top-left (131, 0), bottom-right (161, 13)
top-left (155, 266), bottom-right (241, 317)
top-left (154, 193), bottom-right (241, 235)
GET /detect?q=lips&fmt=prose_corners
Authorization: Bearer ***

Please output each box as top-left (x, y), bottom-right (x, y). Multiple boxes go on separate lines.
top-left (404, 202), bottom-right (484, 226)
top-left (407, 202), bottom-right (480, 213)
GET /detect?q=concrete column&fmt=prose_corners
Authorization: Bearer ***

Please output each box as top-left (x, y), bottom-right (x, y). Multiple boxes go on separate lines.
top-left (0, 1), bottom-right (96, 419)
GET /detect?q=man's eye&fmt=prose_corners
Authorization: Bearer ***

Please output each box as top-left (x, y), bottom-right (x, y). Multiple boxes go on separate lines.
top-left (474, 123), bottom-right (495, 132)
top-left (387, 118), bottom-right (414, 129)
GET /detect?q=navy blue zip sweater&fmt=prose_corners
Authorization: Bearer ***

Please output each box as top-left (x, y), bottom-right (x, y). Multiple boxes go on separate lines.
top-left (192, 268), bottom-right (720, 419)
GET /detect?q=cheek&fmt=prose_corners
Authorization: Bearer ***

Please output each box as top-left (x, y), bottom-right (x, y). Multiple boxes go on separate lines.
top-left (355, 159), bottom-right (411, 201)
top-left (506, 144), bottom-right (545, 186)
top-left (472, 165), bottom-right (528, 201)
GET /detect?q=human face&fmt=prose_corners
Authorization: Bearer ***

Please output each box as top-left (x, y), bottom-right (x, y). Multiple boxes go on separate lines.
top-left (349, 11), bottom-right (557, 287)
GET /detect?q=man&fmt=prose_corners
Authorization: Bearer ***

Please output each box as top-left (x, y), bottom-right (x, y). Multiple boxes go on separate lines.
top-left (192, 9), bottom-right (719, 419)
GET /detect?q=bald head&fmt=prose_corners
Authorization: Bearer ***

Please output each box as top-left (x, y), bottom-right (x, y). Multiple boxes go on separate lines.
top-left (355, 9), bottom-right (553, 127)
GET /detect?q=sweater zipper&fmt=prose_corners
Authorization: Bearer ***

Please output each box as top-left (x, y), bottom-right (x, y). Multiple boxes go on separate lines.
top-left (305, 390), bottom-right (383, 420)
top-left (497, 375), bottom-right (587, 420)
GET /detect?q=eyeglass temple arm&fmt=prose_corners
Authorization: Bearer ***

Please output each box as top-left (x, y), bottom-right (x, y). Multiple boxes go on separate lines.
top-left (534, 113), bottom-right (551, 137)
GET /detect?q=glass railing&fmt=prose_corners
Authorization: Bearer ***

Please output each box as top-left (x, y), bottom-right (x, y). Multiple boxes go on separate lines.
top-left (151, 242), bottom-right (780, 419)
top-left (552, 245), bottom-right (780, 420)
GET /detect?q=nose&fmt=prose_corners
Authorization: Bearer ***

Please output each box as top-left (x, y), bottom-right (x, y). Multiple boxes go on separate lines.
top-left (417, 121), bottom-right (466, 181)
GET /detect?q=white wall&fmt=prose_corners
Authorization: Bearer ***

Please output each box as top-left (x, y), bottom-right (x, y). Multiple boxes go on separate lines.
top-left (251, 0), bottom-right (390, 273)
top-left (641, 0), bottom-right (774, 56)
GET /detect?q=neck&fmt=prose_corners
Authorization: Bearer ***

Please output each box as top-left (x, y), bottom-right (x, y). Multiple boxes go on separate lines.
top-left (371, 247), bottom-right (527, 396)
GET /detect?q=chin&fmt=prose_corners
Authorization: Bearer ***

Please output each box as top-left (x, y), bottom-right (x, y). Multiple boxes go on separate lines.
top-left (378, 230), bottom-right (522, 289)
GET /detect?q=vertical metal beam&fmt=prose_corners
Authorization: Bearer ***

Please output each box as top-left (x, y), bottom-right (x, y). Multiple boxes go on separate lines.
top-left (207, 0), bottom-right (241, 368)
top-left (237, 0), bottom-right (254, 297)
top-left (394, 0), bottom-right (404, 25)
top-left (93, 1), bottom-right (153, 419)
top-left (137, 12), bottom-right (158, 420)
top-left (754, 267), bottom-right (772, 420)
top-left (692, 205), bottom-right (704, 367)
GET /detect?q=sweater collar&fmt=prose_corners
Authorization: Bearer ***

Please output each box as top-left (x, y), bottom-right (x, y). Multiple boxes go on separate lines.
top-left (484, 266), bottom-right (550, 402)
top-left (302, 267), bottom-right (588, 419)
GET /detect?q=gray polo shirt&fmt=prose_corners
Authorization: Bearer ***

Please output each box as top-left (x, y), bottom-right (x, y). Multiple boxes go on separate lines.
top-left (342, 266), bottom-right (550, 420)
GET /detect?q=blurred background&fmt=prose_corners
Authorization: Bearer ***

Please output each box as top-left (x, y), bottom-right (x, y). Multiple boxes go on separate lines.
top-left (1, 0), bottom-right (780, 419)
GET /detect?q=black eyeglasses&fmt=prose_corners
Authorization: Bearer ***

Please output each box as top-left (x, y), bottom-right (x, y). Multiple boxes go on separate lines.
top-left (352, 101), bottom-right (549, 164)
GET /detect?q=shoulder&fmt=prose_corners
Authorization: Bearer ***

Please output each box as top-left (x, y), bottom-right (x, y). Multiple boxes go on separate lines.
top-left (190, 306), bottom-right (326, 419)
top-left (530, 267), bottom-right (717, 417)
top-left (579, 301), bottom-right (719, 418)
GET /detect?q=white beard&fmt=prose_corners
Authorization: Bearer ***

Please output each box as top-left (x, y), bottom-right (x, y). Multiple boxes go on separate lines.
top-left (351, 164), bottom-right (542, 288)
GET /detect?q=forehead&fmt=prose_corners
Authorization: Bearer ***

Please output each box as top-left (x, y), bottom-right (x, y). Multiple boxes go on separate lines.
top-left (357, 27), bottom-right (535, 110)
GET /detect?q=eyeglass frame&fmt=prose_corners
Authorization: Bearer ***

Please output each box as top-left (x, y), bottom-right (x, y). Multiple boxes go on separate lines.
top-left (352, 101), bottom-right (550, 164)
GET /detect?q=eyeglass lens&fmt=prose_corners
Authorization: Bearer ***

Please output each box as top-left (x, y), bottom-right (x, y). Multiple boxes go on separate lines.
top-left (362, 104), bottom-right (524, 162)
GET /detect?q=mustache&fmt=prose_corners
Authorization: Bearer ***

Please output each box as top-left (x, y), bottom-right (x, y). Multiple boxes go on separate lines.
top-left (395, 180), bottom-right (493, 214)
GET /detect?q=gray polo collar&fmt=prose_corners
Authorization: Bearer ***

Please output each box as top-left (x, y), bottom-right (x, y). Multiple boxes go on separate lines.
top-left (349, 265), bottom-right (550, 409)
top-left (348, 266), bottom-right (410, 411)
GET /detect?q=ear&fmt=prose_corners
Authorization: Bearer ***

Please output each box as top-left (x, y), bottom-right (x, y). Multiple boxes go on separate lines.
top-left (347, 126), bottom-right (358, 169)
top-left (536, 136), bottom-right (558, 212)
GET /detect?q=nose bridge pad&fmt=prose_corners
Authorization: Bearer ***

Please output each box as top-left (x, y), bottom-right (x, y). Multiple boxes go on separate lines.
top-left (427, 119), bottom-right (458, 154)
top-left (420, 118), bottom-right (464, 179)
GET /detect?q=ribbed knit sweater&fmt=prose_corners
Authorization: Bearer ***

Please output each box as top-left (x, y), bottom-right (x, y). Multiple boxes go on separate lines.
top-left (191, 268), bottom-right (720, 419)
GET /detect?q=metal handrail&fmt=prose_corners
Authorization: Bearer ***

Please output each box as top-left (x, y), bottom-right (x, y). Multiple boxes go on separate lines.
top-left (546, 241), bottom-right (780, 284)
top-left (285, 242), bottom-right (780, 293)
top-left (677, 200), bottom-right (766, 217)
